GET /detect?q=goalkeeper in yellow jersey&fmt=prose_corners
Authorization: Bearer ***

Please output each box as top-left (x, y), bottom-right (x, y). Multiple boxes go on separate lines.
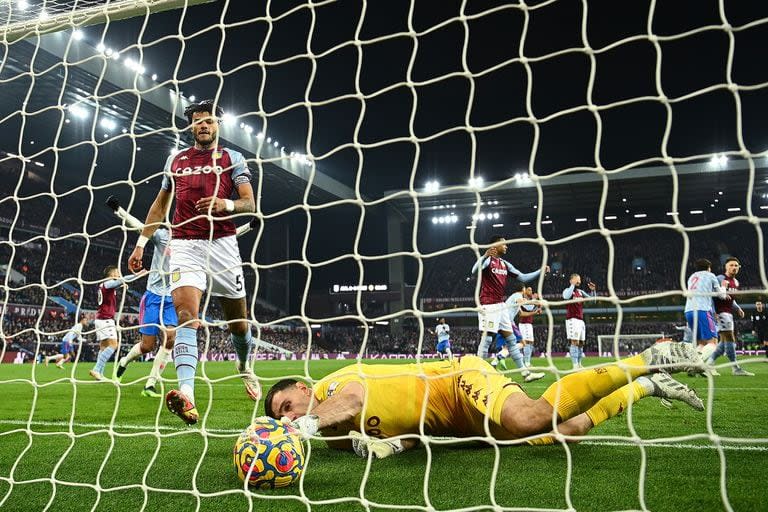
top-left (265, 342), bottom-right (705, 458)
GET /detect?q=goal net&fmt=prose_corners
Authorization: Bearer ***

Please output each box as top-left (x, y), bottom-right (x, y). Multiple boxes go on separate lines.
top-left (596, 333), bottom-right (666, 358)
top-left (2, 1), bottom-right (767, 511)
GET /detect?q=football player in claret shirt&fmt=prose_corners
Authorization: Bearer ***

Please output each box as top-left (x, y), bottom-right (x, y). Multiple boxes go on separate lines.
top-left (127, 99), bottom-right (260, 425)
top-left (264, 343), bottom-right (705, 459)
top-left (562, 274), bottom-right (597, 369)
top-left (91, 266), bottom-right (147, 381)
top-left (705, 257), bottom-right (753, 376)
top-left (471, 234), bottom-right (547, 382)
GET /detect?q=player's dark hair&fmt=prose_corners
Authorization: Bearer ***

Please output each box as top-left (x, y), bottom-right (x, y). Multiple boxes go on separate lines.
top-left (489, 234), bottom-right (505, 244)
top-left (264, 379), bottom-right (299, 419)
top-left (184, 99), bottom-right (224, 125)
top-left (103, 265), bottom-right (118, 277)
top-left (724, 257), bottom-right (740, 266)
top-left (694, 258), bottom-right (711, 271)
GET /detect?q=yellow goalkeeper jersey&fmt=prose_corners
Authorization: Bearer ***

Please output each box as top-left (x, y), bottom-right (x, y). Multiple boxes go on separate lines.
top-left (313, 356), bottom-right (525, 440)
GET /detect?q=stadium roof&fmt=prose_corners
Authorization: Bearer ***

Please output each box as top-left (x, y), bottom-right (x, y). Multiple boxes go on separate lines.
top-left (386, 158), bottom-right (768, 224)
top-left (0, 33), bottom-right (358, 218)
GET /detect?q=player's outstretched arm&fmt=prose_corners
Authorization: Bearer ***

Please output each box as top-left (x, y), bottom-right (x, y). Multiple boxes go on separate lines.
top-left (128, 189), bottom-right (172, 272)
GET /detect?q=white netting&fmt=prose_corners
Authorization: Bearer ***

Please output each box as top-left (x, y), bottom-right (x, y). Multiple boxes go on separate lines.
top-left (1, 0), bottom-right (768, 511)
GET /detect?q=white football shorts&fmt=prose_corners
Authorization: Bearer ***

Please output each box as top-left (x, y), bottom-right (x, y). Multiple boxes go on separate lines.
top-left (168, 235), bottom-right (246, 299)
top-left (94, 318), bottom-right (117, 342)
top-left (565, 318), bottom-right (586, 342)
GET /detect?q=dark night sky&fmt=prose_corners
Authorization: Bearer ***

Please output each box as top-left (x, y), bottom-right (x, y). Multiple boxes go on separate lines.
top-left (67, 0), bottom-right (768, 194)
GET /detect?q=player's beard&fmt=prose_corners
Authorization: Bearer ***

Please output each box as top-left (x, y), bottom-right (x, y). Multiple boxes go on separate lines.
top-left (195, 131), bottom-right (216, 149)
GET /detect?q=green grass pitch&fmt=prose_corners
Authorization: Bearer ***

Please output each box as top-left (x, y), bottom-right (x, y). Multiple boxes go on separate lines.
top-left (1, 356), bottom-right (766, 512)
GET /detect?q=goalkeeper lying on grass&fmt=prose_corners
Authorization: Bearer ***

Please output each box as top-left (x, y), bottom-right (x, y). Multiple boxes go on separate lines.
top-left (265, 342), bottom-right (705, 458)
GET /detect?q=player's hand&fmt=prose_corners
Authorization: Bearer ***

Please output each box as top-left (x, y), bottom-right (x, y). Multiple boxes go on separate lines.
top-left (587, 282), bottom-right (597, 291)
top-left (128, 246), bottom-right (144, 273)
top-left (195, 196), bottom-right (228, 214)
top-left (737, 309), bottom-right (745, 319)
top-left (348, 431), bottom-right (404, 459)
top-left (544, 265), bottom-right (550, 274)
top-left (280, 414), bottom-right (319, 439)
top-left (484, 246), bottom-right (497, 258)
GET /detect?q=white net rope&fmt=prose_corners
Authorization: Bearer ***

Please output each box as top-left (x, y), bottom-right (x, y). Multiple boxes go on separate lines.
top-left (1, 1), bottom-right (767, 511)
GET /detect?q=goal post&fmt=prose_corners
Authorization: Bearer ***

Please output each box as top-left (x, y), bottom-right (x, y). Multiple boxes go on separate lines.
top-left (597, 333), bottom-right (667, 358)
top-left (1, 0), bottom-right (215, 43)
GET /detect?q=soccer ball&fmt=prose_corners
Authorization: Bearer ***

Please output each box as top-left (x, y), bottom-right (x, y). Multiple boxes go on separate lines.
top-left (233, 417), bottom-right (305, 489)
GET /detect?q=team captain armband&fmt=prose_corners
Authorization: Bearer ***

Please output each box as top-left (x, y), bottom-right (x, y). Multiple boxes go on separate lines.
top-left (233, 172), bottom-right (251, 187)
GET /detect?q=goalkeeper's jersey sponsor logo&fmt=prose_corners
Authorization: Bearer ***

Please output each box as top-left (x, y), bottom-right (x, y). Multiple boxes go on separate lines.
top-left (326, 382), bottom-right (339, 397)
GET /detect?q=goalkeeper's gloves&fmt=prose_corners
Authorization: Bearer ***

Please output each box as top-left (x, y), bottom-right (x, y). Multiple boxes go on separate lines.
top-left (348, 431), bottom-right (405, 459)
top-left (281, 414), bottom-right (319, 439)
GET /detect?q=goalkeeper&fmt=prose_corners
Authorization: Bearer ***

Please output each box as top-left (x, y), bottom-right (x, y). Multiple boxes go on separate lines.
top-left (265, 342), bottom-right (705, 458)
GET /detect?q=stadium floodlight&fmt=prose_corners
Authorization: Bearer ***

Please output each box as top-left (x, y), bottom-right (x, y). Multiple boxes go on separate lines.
top-left (121, 128), bottom-right (128, 134)
top-left (690, 210), bottom-right (703, 214)
top-left (136, 147), bottom-right (141, 151)
top-left (68, 104), bottom-right (88, 119)
top-left (244, 125), bottom-right (253, 134)
top-left (710, 203), bottom-right (715, 207)
top-left (541, 220), bottom-right (553, 224)
top-left (266, 137), bottom-right (272, 143)
top-left (17, 0), bottom-right (29, 11)
top-left (99, 118), bottom-right (117, 131)
top-left (519, 221), bottom-right (531, 226)
top-left (575, 217), bottom-right (587, 222)
top-left (273, 141), bottom-right (279, 147)
top-left (727, 207), bottom-right (740, 212)
top-left (468, 176), bottom-right (484, 189)
top-left (424, 180), bottom-right (440, 194)
top-left (438, 217), bottom-right (445, 224)
top-left (493, 213), bottom-right (499, 219)
top-left (96, 42), bottom-right (105, 52)
top-left (39, 10), bottom-right (50, 20)
top-left (256, 131), bottom-right (264, 139)
top-left (432, 217), bottom-right (438, 224)
top-left (188, 95), bottom-right (196, 102)
top-left (105, 47), bottom-right (113, 57)
top-left (604, 215), bottom-right (617, 220)
top-left (239, 122), bottom-right (245, 129)
top-left (221, 112), bottom-right (235, 125)
top-left (492, 223), bottom-right (504, 228)
top-left (622, 198), bottom-right (627, 202)
top-left (479, 213), bottom-right (486, 221)
top-left (666, 212), bottom-right (678, 216)
top-left (761, 206), bottom-right (768, 210)
top-left (634, 213), bottom-right (647, 218)
top-left (151, 73), bottom-right (158, 81)
top-left (718, 191), bottom-right (723, 195)
top-left (72, 29), bottom-right (84, 40)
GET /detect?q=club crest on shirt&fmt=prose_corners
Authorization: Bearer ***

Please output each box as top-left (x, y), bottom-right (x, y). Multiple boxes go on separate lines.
top-left (171, 269), bottom-right (181, 283)
top-left (212, 151), bottom-right (222, 159)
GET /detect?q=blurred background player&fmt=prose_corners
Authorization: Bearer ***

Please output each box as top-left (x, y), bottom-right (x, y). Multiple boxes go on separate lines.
top-left (750, 300), bottom-right (767, 360)
top-left (45, 314), bottom-right (88, 369)
top-left (91, 266), bottom-right (147, 381)
top-left (491, 284), bottom-right (544, 381)
top-left (107, 196), bottom-right (177, 397)
top-left (472, 235), bottom-right (547, 382)
top-left (562, 274), bottom-right (597, 369)
top-left (518, 287), bottom-right (541, 367)
top-left (428, 318), bottom-right (453, 360)
top-left (127, 99), bottom-right (260, 425)
top-left (684, 258), bottom-right (727, 373)
top-left (706, 257), bottom-right (752, 376)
